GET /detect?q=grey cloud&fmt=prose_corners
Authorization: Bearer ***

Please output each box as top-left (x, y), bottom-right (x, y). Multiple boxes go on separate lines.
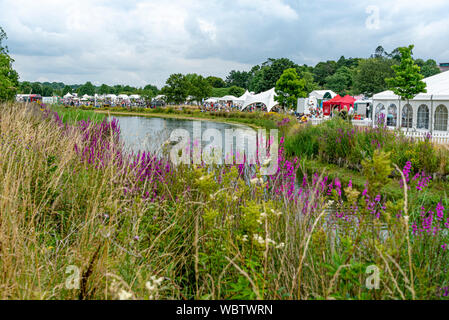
top-left (1, 0), bottom-right (448, 87)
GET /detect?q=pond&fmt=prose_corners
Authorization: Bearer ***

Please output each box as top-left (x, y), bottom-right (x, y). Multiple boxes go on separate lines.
top-left (111, 115), bottom-right (256, 158)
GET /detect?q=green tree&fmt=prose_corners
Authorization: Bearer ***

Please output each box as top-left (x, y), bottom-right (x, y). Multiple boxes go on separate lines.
top-left (161, 73), bottom-right (190, 104)
top-left (336, 56), bottom-right (360, 69)
top-left (42, 85), bottom-right (53, 96)
top-left (313, 60), bottom-right (337, 86)
top-left (78, 81), bottom-right (95, 96)
top-left (301, 71), bottom-right (319, 95)
top-left (415, 59), bottom-right (440, 78)
top-left (325, 66), bottom-right (353, 95)
top-left (31, 82), bottom-right (42, 95)
top-left (98, 84), bottom-right (110, 95)
top-left (249, 58), bottom-right (300, 93)
top-left (386, 45), bottom-right (427, 105)
top-left (274, 68), bottom-right (306, 110)
top-left (228, 86), bottom-right (245, 97)
top-left (113, 85), bottom-right (123, 95)
top-left (140, 88), bottom-right (155, 102)
top-left (188, 74), bottom-right (212, 104)
top-left (225, 70), bottom-right (250, 88)
top-left (206, 76), bottom-right (226, 88)
top-left (352, 57), bottom-right (396, 96)
top-left (0, 27), bottom-right (19, 101)
top-left (144, 84), bottom-right (158, 94)
top-left (19, 81), bottom-right (32, 94)
top-left (62, 85), bottom-right (72, 95)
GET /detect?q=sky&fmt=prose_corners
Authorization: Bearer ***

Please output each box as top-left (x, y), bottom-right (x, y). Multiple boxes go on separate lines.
top-left (1, 0), bottom-right (449, 88)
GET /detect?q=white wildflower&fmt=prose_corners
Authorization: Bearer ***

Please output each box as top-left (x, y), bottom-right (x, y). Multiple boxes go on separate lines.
top-left (276, 242), bottom-right (285, 249)
top-left (118, 289), bottom-right (132, 300)
top-left (250, 178), bottom-right (259, 185)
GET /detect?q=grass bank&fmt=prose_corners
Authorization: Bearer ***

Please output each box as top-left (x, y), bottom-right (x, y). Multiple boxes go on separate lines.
top-left (49, 104), bottom-right (106, 124)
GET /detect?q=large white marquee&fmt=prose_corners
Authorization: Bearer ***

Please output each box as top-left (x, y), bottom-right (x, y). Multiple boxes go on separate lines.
top-left (373, 72), bottom-right (449, 133)
top-left (241, 88), bottom-right (279, 112)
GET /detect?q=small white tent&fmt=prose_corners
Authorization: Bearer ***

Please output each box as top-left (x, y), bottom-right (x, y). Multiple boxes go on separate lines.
top-left (64, 93), bottom-right (73, 98)
top-left (309, 90), bottom-right (337, 100)
top-left (218, 95), bottom-right (239, 102)
top-left (129, 94), bottom-right (141, 99)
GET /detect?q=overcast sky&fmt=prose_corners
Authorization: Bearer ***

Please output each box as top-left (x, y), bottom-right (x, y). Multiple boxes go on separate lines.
top-left (1, 0), bottom-right (448, 87)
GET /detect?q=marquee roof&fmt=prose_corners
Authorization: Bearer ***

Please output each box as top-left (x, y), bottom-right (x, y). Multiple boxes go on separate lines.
top-left (241, 87), bottom-right (279, 112)
top-left (373, 71), bottom-right (449, 101)
top-left (237, 90), bottom-right (253, 101)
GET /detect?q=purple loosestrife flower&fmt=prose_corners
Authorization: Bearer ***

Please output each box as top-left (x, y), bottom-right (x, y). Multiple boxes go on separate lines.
top-left (436, 202), bottom-right (445, 221)
top-left (403, 161), bottom-right (412, 183)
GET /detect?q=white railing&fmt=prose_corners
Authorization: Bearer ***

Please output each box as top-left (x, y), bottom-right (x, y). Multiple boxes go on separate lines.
top-left (402, 131), bottom-right (449, 145)
top-left (307, 118), bottom-right (449, 145)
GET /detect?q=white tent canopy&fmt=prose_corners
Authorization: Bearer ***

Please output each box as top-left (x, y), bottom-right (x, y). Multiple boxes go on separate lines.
top-left (241, 88), bottom-right (279, 112)
top-left (117, 94), bottom-right (129, 99)
top-left (218, 95), bottom-right (239, 102)
top-left (205, 97), bottom-right (219, 103)
top-left (129, 94), bottom-right (141, 99)
top-left (64, 93), bottom-right (73, 98)
top-left (106, 94), bottom-right (117, 100)
top-left (237, 90), bottom-right (253, 101)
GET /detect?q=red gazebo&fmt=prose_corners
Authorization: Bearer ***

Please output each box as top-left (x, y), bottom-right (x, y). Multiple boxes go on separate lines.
top-left (323, 95), bottom-right (356, 116)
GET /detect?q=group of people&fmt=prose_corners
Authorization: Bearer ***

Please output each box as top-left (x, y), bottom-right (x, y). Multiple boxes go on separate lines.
top-left (201, 102), bottom-right (242, 112)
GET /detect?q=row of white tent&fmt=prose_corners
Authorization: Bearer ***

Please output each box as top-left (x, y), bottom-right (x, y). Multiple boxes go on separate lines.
top-left (63, 93), bottom-right (141, 100)
top-left (205, 88), bottom-right (280, 112)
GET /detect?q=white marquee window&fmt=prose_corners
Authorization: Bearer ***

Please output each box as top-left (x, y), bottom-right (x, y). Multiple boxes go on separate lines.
top-left (417, 105), bottom-right (429, 129)
top-left (375, 104), bottom-right (385, 125)
top-left (434, 105), bottom-right (448, 131)
top-left (387, 104), bottom-right (397, 127)
top-left (401, 104), bottom-right (413, 129)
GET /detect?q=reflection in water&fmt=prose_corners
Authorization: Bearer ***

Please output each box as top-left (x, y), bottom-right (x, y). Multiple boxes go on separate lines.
top-left (111, 115), bottom-right (256, 159)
